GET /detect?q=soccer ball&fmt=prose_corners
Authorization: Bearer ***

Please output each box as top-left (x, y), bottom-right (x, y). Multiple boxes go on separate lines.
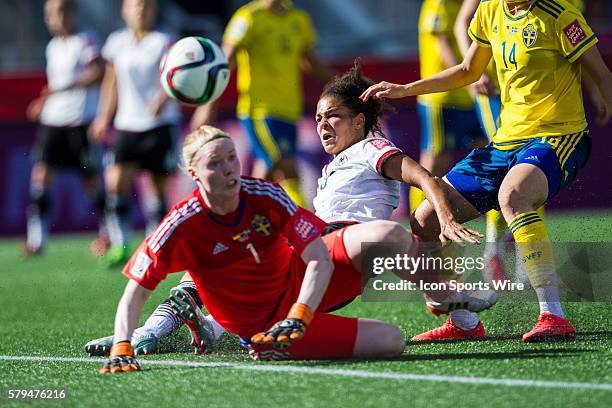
top-left (160, 36), bottom-right (230, 106)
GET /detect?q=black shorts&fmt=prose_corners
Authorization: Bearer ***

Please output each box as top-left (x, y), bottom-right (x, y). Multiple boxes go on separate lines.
top-left (111, 125), bottom-right (179, 175)
top-left (32, 125), bottom-right (97, 174)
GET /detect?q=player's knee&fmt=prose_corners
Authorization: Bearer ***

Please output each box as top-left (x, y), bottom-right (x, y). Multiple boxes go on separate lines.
top-left (378, 324), bottom-right (406, 357)
top-left (497, 187), bottom-right (524, 215)
top-left (372, 221), bottom-right (411, 246)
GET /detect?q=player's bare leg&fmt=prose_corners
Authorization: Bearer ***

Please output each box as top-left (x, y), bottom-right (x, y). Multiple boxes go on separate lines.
top-left (498, 163), bottom-right (574, 342)
top-left (353, 318), bottom-right (406, 358)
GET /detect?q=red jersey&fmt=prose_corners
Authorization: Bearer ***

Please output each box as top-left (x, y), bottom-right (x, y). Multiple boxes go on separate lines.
top-left (123, 177), bottom-right (327, 338)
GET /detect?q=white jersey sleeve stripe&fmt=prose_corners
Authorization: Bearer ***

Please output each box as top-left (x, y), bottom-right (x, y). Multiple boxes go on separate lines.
top-left (148, 198), bottom-right (202, 253)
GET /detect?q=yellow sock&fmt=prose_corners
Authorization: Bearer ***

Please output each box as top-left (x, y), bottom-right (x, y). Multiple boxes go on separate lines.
top-left (486, 210), bottom-right (507, 243)
top-left (409, 187), bottom-right (425, 214)
top-left (509, 211), bottom-right (563, 316)
top-left (281, 178), bottom-right (308, 209)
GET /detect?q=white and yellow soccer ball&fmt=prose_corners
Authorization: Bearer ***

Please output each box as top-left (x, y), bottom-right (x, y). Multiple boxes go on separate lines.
top-left (160, 36), bottom-right (230, 106)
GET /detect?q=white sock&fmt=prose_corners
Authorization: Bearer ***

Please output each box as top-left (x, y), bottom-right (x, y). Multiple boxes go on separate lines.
top-left (140, 300), bottom-right (183, 338)
top-left (204, 314), bottom-right (226, 340)
top-left (535, 286), bottom-right (565, 317)
top-left (450, 309), bottom-right (479, 331)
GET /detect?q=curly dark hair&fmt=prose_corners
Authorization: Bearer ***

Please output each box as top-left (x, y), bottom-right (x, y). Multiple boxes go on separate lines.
top-left (320, 59), bottom-right (389, 138)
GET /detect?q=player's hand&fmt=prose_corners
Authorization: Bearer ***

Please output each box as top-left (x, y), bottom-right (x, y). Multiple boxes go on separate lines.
top-left (360, 81), bottom-right (409, 101)
top-left (438, 217), bottom-right (482, 245)
top-left (251, 303), bottom-right (314, 345)
top-left (88, 118), bottom-right (109, 143)
top-left (470, 74), bottom-right (495, 97)
top-left (98, 341), bottom-right (141, 374)
top-left (26, 97), bottom-right (45, 122)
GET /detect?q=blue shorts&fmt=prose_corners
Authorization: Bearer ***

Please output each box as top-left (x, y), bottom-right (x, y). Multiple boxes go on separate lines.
top-left (446, 130), bottom-right (591, 213)
top-left (239, 117), bottom-right (297, 169)
top-left (417, 102), bottom-right (485, 153)
top-left (473, 94), bottom-right (502, 141)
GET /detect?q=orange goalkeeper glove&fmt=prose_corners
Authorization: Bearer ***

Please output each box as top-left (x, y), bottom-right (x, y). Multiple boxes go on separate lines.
top-left (251, 303), bottom-right (314, 345)
top-left (98, 341), bottom-right (141, 374)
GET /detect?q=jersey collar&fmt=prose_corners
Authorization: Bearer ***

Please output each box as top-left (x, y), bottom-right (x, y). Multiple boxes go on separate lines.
top-left (195, 188), bottom-right (246, 227)
top-left (502, 0), bottom-right (538, 21)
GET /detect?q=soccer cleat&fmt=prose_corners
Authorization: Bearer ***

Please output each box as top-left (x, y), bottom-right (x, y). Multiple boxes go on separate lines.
top-left (85, 332), bottom-right (160, 356)
top-left (412, 319), bottom-right (485, 341)
top-left (522, 312), bottom-right (576, 343)
top-left (169, 287), bottom-right (216, 354)
top-left (102, 245), bottom-right (130, 268)
top-left (426, 289), bottom-right (498, 316)
top-left (90, 235), bottom-right (111, 258)
top-left (21, 242), bottom-right (42, 257)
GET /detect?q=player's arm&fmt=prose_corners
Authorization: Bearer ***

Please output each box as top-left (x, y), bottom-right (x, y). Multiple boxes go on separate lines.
top-left (360, 42), bottom-right (492, 101)
top-left (190, 42), bottom-right (238, 130)
top-left (300, 48), bottom-right (334, 83)
top-left (454, 0), bottom-right (494, 96)
top-left (252, 237), bottom-right (334, 344)
top-left (382, 154), bottom-right (482, 244)
top-left (99, 279), bottom-right (152, 373)
top-left (89, 62), bottom-right (117, 142)
top-left (579, 46), bottom-right (612, 126)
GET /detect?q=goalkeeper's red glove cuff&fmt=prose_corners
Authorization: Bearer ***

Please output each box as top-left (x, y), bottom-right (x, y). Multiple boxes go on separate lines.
top-left (287, 303), bottom-right (314, 326)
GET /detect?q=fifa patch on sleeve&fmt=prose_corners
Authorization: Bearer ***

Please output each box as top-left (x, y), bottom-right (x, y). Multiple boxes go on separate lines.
top-left (563, 20), bottom-right (586, 47)
top-left (368, 138), bottom-right (392, 150)
top-left (130, 252), bottom-right (152, 279)
top-left (294, 216), bottom-right (318, 242)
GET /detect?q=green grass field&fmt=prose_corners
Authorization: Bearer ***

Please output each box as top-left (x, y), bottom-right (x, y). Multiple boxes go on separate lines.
top-left (1, 211), bottom-right (611, 407)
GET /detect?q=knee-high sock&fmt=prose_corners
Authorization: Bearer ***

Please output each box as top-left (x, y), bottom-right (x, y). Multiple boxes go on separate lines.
top-left (26, 186), bottom-right (50, 251)
top-left (105, 194), bottom-right (130, 247)
top-left (509, 211), bottom-right (564, 317)
top-left (409, 187), bottom-right (426, 214)
top-left (145, 196), bottom-right (167, 236)
top-left (514, 206), bottom-right (546, 285)
top-left (280, 178), bottom-right (307, 208)
top-left (484, 210), bottom-right (507, 258)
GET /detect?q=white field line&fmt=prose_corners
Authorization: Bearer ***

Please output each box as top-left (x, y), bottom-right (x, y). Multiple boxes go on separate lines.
top-left (1, 355), bottom-right (612, 391)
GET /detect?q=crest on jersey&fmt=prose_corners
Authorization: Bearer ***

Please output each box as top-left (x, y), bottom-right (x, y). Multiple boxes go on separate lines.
top-left (522, 24), bottom-right (537, 48)
top-left (252, 214), bottom-right (272, 237)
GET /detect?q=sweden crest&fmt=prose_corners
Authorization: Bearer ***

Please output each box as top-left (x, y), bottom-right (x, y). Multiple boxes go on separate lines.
top-left (252, 214), bottom-right (272, 236)
top-left (522, 24), bottom-right (537, 48)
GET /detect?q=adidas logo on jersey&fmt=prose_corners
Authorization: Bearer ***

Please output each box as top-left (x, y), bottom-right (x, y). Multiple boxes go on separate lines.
top-left (524, 155), bottom-right (540, 162)
top-left (213, 242), bottom-right (229, 255)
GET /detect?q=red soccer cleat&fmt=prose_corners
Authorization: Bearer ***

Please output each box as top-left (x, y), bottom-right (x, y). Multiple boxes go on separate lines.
top-left (522, 312), bottom-right (576, 343)
top-left (412, 319), bottom-right (485, 342)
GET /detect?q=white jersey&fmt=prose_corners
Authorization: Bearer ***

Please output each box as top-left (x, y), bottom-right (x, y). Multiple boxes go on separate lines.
top-left (313, 138), bottom-right (402, 223)
top-left (102, 29), bottom-right (180, 132)
top-left (40, 31), bottom-right (100, 127)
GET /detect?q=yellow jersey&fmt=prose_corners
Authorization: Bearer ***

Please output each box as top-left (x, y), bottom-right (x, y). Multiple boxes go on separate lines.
top-left (223, 1), bottom-right (316, 122)
top-left (418, 0), bottom-right (474, 108)
top-left (469, 0), bottom-right (597, 146)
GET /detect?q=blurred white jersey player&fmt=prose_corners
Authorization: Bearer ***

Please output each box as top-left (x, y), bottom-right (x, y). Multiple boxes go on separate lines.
top-left (314, 137), bottom-right (401, 223)
top-left (89, 0), bottom-right (181, 266)
top-left (24, 0), bottom-right (104, 256)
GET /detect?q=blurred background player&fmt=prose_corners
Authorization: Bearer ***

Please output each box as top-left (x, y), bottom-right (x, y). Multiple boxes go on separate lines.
top-left (190, 0), bottom-right (334, 208)
top-left (409, 0), bottom-right (487, 213)
top-left (454, 0), bottom-right (607, 283)
top-left (24, 0), bottom-right (104, 256)
top-left (89, 0), bottom-right (180, 266)
top-left (361, 0), bottom-right (611, 342)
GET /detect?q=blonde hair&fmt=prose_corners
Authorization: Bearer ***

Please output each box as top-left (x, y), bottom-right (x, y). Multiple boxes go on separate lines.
top-left (182, 125), bottom-right (231, 170)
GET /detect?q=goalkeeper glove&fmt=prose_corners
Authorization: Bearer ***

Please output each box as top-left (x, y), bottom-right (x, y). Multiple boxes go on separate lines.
top-left (98, 341), bottom-right (141, 374)
top-left (251, 303), bottom-right (314, 345)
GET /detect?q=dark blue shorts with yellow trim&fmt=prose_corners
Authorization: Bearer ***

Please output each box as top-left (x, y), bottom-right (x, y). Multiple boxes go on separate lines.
top-left (446, 130), bottom-right (591, 213)
top-left (239, 116), bottom-right (297, 169)
top-left (417, 102), bottom-right (485, 153)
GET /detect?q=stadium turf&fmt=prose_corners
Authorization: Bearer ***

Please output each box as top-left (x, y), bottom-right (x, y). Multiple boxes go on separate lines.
top-left (1, 211), bottom-right (611, 407)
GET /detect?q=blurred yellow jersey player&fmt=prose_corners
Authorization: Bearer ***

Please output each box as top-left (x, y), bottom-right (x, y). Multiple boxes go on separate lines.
top-left (412, 0), bottom-right (486, 211)
top-left (191, 0), bottom-right (333, 208)
top-left (469, 0), bottom-right (596, 146)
